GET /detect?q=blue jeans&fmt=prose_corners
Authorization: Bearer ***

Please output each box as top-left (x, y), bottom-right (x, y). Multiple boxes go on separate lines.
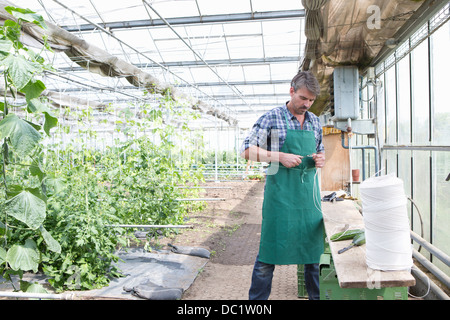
top-left (248, 255), bottom-right (320, 300)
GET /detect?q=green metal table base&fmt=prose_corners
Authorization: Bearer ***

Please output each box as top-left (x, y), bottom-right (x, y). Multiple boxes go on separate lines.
top-left (298, 253), bottom-right (408, 300)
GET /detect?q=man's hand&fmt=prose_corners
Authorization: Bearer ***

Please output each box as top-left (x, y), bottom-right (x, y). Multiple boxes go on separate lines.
top-left (312, 153), bottom-right (325, 168)
top-left (241, 146), bottom-right (324, 169)
top-left (279, 152), bottom-right (303, 168)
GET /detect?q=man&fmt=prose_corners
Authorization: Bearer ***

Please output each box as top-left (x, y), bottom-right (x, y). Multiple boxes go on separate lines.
top-left (240, 71), bottom-right (325, 300)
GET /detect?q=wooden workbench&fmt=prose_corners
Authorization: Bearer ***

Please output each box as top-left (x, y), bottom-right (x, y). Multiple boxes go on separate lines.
top-left (321, 197), bottom-right (416, 289)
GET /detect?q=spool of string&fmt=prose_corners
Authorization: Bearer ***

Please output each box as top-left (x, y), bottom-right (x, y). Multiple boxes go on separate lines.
top-left (360, 173), bottom-right (413, 271)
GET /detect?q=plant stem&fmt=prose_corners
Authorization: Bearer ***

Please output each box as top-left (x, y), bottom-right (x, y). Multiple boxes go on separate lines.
top-left (2, 72), bottom-right (8, 246)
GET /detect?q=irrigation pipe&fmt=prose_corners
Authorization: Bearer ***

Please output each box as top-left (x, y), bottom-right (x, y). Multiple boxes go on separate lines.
top-left (413, 249), bottom-right (450, 288)
top-left (118, 198), bottom-right (226, 201)
top-left (410, 230), bottom-right (450, 267)
top-left (172, 198), bottom-right (226, 201)
top-left (0, 291), bottom-right (77, 300)
top-left (175, 186), bottom-right (232, 189)
top-left (410, 266), bottom-right (450, 300)
top-left (106, 224), bottom-right (193, 229)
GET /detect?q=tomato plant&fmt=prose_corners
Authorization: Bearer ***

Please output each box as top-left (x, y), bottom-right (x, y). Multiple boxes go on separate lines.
top-left (38, 92), bottom-right (206, 291)
top-left (41, 164), bottom-right (126, 291)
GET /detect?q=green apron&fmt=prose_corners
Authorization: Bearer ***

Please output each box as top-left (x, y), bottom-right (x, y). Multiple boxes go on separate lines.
top-left (258, 111), bottom-right (324, 265)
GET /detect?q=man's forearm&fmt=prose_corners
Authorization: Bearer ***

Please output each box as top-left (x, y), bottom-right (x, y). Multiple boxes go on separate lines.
top-left (241, 146), bottom-right (325, 168)
top-left (240, 146), bottom-right (280, 163)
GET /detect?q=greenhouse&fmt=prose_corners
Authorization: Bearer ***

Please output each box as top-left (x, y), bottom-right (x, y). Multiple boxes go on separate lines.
top-left (0, 0), bottom-right (449, 303)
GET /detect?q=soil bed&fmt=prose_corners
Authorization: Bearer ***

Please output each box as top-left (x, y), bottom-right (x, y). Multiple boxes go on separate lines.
top-left (156, 180), bottom-right (300, 300)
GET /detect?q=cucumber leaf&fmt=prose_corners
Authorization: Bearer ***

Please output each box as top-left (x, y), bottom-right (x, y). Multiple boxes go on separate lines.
top-left (4, 189), bottom-right (46, 230)
top-left (6, 239), bottom-right (40, 273)
top-left (0, 113), bottom-right (41, 157)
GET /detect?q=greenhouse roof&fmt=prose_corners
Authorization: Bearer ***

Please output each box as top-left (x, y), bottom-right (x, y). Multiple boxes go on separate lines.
top-left (1, 0), bottom-right (441, 130)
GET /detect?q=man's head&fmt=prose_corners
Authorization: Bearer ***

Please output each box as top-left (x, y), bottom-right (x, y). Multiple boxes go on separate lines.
top-left (290, 71), bottom-right (320, 96)
top-left (288, 71), bottom-right (320, 116)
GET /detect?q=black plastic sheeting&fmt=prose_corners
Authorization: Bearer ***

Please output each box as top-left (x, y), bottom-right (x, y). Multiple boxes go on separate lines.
top-left (168, 243), bottom-right (211, 259)
top-left (123, 280), bottom-right (183, 300)
top-left (76, 246), bottom-right (210, 300)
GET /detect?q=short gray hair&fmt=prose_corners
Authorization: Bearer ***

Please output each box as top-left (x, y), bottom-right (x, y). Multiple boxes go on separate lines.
top-left (290, 71), bottom-right (320, 96)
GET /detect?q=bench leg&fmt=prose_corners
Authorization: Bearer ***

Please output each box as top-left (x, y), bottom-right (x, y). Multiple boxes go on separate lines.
top-left (318, 253), bottom-right (408, 300)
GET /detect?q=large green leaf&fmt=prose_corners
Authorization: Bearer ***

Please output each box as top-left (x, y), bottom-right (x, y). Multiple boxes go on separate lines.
top-left (0, 113), bottom-right (41, 157)
top-left (43, 111), bottom-right (58, 136)
top-left (4, 189), bottom-right (46, 230)
top-left (29, 159), bottom-right (45, 181)
top-left (26, 98), bottom-right (58, 136)
top-left (2, 20), bottom-right (21, 49)
top-left (26, 97), bottom-right (50, 113)
top-left (6, 239), bottom-right (39, 272)
top-left (0, 39), bottom-right (12, 56)
top-left (39, 226), bottom-right (61, 254)
top-left (1, 54), bottom-right (42, 89)
top-left (21, 281), bottom-right (49, 294)
top-left (5, 6), bottom-right (48, 29)
top-left (22, 79), bottom-right (46, 101)
top-left (46, 176), bottom-right (67, 195)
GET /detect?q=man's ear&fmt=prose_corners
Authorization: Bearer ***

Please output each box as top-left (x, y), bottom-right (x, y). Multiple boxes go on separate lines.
top-left (289, 86), bottom-right (295, 96)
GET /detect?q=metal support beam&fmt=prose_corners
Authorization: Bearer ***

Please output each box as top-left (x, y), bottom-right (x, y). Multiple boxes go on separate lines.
top-left (46, 80), bottom-right (292, 95)
top-left (57, 56), bottom-right (302, 72)
top-left (61, 10), bottom-right (306, 32)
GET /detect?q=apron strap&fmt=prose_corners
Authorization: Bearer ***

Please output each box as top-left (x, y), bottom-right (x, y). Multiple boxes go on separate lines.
top-left (283, 109), bottom-right (291, 130)
top-left (283, 109), bottom-right (309, 183)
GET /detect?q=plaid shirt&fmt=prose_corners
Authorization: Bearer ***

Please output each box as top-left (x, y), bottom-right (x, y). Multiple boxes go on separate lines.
top-left (241, 104), bottom-right (324, 154)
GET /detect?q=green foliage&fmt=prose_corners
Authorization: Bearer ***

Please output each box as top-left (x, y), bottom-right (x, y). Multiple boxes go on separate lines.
top-left (38, 104), bottom-right (205, 291)
top-left (41, 165), bottom-right (125, 291)
top-left (0, 6), bottom-right (206, 294)
top-left (101, 137), bottom-right (184, 227)
top-left (0, 6), bottom-right (58, 294)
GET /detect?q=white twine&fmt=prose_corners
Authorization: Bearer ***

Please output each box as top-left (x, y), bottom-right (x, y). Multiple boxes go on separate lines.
top-left (360, 173), bottom-right (413, 271)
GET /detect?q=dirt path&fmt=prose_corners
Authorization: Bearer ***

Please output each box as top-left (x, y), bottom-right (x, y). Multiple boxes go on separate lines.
top-left (161, 180), bottom-right (301, 300)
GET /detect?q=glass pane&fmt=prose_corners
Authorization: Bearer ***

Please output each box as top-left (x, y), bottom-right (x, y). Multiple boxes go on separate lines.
top-left (384, 67), bottom-right (397, 144)
top-left (241, 65), bottom-right (271, 81)
top-left (215, 65), bottom-right (245, 82)
top-left (197, 0), bottom-right (251, 15)
top-left (432, 20), bottom-right (450, 145)
top-left (150, 0), bottom-right (200, 18)
top-left (397, 56), bottom-right (411, 144)
top-left (251, 0), bottom-right (303, 11)
top-left (412, 151), bottom-right (430, 249)
top-left (398, 150), bottom-right (412, 203)
top-left (262, 20), bottom-right (302, 57)
top-left (383, 149), bottom-right (397, 176)
top-left (227, 36), bottom-right (264, 59)
top-left (411, 40), bottom-right (430, 144)
top-left (270, 62), bottom-right (300, 81)
top-left (433, 151), bottom-right (450, 276)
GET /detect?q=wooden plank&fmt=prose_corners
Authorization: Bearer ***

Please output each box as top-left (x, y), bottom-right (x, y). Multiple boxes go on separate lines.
top-left (321, 134), bottom-right (350, 191)
top-left (321, 196), bottom-right (416, 288)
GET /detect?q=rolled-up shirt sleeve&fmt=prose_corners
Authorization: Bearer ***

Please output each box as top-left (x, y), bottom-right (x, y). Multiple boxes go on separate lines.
top-left (240, 114), bottom-right (273, 154)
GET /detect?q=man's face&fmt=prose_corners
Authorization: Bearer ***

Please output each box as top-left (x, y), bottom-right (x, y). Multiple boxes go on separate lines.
top-left (289, 87), bottom-right (316, 116)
